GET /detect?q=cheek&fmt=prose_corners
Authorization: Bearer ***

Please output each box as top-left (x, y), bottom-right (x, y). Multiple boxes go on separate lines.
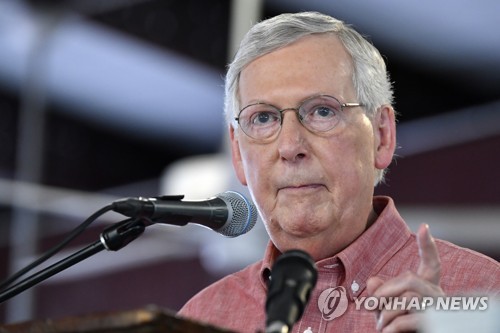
top-left (239, 146), bottom-right (270, 188)
top-left (350, 131), bottom-right (377, 185)
top-left (238, 146), bottom-right (277, 211)
top-left (325, 123), bottom-right (376, 186)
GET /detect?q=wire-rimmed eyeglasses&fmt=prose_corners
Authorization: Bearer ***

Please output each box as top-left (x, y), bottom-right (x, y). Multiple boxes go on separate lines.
top-left (234, 94), bottom-right (364, 142)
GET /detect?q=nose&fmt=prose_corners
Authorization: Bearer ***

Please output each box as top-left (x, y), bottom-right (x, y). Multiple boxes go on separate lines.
top-left (277, 110), bottom-right (308, 162)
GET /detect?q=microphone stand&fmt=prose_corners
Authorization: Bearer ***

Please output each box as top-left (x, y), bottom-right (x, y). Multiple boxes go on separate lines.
top-left (0, 218), bottom-right (147, 304)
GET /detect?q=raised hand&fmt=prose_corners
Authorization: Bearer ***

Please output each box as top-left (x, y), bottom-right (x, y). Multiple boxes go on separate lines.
top-left (366, 224), bottom-right (445, 332)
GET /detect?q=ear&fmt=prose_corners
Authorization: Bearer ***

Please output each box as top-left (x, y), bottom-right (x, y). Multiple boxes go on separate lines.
top-left (229, 126), bottom-right (248, 186)
top-left (374, 105), bottom-right (396, 170)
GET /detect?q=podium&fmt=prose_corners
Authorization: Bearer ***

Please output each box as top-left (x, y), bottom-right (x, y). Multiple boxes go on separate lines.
top-left (0, 307), bottom-right (234, 333)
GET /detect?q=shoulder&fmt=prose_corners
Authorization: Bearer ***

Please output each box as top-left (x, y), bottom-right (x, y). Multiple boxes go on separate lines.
top-left (435, 238), bottom-right (497, 266)
top-left (434, 238), bottom-right (500, 294)
top-left (178, 260), bottom-right (266, 318)
top-left (178, 260), bottom-right (267, 332)
top-left (386, 234), bottom-right (499, 295)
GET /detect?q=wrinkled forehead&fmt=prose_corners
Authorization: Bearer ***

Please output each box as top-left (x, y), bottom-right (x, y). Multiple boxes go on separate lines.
top-left (237, 34), bottom-right (355, 107)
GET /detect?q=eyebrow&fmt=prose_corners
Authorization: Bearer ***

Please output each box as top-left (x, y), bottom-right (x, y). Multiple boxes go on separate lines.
top-left (241, 92), bottom-right (335, 110)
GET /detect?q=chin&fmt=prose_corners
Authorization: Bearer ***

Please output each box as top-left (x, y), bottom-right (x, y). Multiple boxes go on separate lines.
top-left (273, 225), bottom-right (327, 248)
top-left (282, 217), bottom-right (330, 236)
top-left (271, 222), bottom-right (346, 260)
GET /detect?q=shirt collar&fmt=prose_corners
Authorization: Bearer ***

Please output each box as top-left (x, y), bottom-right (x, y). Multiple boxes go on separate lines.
top-left (337, 196), bottom-right (412, 300)
top-left (259, 196), bottom-right (412, 299)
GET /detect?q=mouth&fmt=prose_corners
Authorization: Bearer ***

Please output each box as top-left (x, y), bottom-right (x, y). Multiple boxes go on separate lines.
top-left (279, 183), bottom-right (325, 192)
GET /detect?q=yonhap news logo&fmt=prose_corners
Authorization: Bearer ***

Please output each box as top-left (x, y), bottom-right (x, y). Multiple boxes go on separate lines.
top-left (317, 286), bottom-right (349, 320)
top-left (353, 296), bottom-right (489, 312)
top-left (317, 286), bottom-right (490, 321)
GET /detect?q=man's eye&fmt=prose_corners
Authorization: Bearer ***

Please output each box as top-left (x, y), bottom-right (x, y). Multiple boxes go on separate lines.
top-left (312, 106), bottom-right (336, 118)
top-left (251, 112), bottom-right (279, 125)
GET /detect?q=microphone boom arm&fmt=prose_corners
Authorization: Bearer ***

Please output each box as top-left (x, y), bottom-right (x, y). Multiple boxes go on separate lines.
top-left (0, 218), bottom-right (146, 304)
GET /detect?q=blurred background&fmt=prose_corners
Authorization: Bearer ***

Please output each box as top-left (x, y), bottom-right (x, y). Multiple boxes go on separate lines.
top-left (0, 0), bottom-right (499, 325)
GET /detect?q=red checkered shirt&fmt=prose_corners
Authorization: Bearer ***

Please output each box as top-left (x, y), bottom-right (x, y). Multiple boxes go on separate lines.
top-left (178, 196), bottom-right (500, 333)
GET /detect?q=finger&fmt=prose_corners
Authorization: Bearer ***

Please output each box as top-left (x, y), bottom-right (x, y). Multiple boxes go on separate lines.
top-left (377, 290), bottom-right (420, 330)
top-left (416, 223), bottom-right (441, 284)
top-left (377, 308), bottom-right (408, 332)
top-left (382, 312), bottom-right (423, 333)
top-left (371, 271), bottom-right (442, 299)
top-left (367, 276), bottom-right (385, 296)
top-left (367, 277), bottom-right (386, 326)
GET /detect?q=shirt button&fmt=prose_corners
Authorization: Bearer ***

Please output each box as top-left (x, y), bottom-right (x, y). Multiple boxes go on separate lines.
top-left (351, 280), bottom-right (360, 293)
top-left (303, 327), bottom-right (313, 333)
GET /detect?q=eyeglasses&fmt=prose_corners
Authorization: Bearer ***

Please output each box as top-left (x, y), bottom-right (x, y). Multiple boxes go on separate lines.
top-left (235, 94), bottom-right (364, 142)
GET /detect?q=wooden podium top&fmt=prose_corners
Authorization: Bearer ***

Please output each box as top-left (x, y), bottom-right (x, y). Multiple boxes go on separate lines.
top-left (0, 306), bottom-right (235, 333)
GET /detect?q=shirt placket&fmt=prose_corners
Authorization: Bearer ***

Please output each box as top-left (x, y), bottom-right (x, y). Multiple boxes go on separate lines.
top-left (292, 262), bottom-right (342, 333)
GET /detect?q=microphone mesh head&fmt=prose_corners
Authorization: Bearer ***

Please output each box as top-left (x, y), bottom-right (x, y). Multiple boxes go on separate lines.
top-left (217, 191), bottom-right (258, 237)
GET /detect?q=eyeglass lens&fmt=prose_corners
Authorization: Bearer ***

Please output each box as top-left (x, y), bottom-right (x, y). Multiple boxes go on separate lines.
top-left (238, 95), bottom-right (344, 140)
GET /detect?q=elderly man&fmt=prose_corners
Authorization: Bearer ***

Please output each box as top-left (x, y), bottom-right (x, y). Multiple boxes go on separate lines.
top-left (179, 12), bottom-right (499, 333)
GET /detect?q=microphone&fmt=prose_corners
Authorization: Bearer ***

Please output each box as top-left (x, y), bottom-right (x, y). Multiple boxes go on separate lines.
top-left (111, 191), bottom-right (258, 237)
top-left (265, 250), bottom-right (318, 333)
